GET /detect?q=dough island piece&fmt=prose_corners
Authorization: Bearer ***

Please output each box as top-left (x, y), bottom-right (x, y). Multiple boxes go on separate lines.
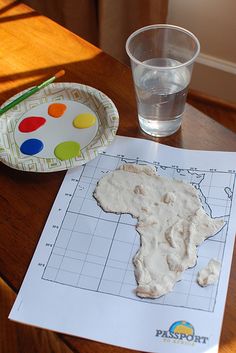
top-left (93, 164), bottom-right (224, 299)
top-left (197, 259), bottom-right (221, 287)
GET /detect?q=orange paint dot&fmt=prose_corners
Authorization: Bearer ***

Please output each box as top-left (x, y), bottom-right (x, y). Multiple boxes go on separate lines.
top-left (48, 103), bottom-right (67, 118)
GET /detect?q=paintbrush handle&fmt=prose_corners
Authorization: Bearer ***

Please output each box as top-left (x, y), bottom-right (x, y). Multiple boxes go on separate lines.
top-left (37, 76), bottom-right (55, 89)
top-left (0, 76), bottom-right (57, 116)
top-left (0, 86), bottom-right (40, 116)
top-left (0, 70), bottom-right (65, 116)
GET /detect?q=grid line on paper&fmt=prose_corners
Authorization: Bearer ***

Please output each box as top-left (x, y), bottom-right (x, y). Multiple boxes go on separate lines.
top-left (96, 215), bottom-right (122, 292)
top-left (42, 152), bottom-right (236, 312)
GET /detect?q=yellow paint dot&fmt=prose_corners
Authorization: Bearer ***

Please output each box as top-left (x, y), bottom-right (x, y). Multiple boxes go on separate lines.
top-left (73, 113), bottom-right (96, 129)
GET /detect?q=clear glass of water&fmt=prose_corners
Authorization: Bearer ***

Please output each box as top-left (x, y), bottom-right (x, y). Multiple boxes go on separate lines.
top-left (126, 24), bottom-right (200, 137)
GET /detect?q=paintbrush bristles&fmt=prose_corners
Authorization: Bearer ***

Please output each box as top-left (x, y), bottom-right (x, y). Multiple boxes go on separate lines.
top-left (55, 70), bottom-right (65, 79)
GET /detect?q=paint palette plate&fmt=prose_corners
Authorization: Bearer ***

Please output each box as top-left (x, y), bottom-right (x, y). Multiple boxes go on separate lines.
top-left (0, 82), bottom-right (119, 172)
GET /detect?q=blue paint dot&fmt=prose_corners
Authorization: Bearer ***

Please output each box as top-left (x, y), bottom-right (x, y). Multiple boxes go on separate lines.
top-left (20, 138), bottom-right (44, 155)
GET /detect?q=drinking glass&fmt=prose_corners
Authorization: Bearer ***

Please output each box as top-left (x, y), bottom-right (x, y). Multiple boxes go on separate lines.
top-left (126, 24), bottom-right (200, 137)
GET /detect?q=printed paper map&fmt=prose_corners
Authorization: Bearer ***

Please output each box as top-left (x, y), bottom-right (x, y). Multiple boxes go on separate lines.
top-left (9, 136), bottom-right (236, 353)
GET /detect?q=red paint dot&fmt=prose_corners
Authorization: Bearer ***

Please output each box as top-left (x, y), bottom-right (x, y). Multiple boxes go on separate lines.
top-left (18, 116), bottom-right (46, 133)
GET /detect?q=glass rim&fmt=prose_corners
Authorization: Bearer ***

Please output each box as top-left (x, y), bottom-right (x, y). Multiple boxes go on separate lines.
top-left (125, 24), bottom-right (200, 70)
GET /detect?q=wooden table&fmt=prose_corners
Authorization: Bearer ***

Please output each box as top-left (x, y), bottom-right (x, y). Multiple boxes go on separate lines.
top-left (0, 1), bottom-right (235, 352)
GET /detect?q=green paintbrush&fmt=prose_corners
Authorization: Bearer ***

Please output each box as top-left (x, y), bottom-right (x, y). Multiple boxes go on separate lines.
top-left (0, 69), bottom-right (65, 116)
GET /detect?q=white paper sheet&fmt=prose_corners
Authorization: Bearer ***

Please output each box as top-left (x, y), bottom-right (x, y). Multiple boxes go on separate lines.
top-left (10, 136), bottom-right (236, 353)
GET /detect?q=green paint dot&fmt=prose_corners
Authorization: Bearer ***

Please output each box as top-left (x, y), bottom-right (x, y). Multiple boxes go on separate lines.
top-left (54, 141), bottom-right (81, 161)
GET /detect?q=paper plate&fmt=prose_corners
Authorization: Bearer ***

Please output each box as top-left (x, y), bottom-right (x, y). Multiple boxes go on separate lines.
top-left (0, 82), bottom-right (119, 172)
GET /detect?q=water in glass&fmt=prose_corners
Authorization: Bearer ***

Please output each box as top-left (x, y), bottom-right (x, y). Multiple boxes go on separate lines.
top-left (133, 58), bottom-right (190, 137)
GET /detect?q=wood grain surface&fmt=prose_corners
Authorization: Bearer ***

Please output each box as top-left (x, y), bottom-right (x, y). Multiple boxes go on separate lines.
top-left (0, 1), bottom-right (236, 353)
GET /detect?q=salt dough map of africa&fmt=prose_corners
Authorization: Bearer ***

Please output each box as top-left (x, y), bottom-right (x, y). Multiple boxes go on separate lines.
top-left (9, 136), bottom-right (236, 353)
top-left (93, 163), bottom-right (224, 299)
top-left (40, 151), bottom-right (232, 311)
